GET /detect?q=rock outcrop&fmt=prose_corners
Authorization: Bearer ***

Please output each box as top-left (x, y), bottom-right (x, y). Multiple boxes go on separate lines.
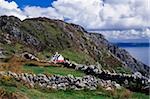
top-left (0, 48), bottom-right (6, 59)
top-left (22, 52), bottom-right (39, 61)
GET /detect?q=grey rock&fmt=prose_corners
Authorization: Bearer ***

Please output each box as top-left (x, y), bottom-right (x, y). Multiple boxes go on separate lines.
top-left (22, 52), bottom-right (39, 61)
top-left (105, 87), bottom-right (112, 91)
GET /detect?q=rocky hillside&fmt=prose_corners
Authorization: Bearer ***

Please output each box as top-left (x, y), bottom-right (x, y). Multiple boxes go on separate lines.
top-left (0, 15), bottom-right (149, 77)
top-left (88, 33), bottom-right (149, 76)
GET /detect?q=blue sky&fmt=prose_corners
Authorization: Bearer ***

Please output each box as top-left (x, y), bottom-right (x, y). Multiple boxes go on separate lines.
top-left (0, 0), bottom-right (150, 41)
top-left (6, 0), bottom-right (55, 8)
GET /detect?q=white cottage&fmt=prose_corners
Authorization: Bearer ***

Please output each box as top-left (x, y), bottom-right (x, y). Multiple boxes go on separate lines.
top-left (51, 52), bottom-right (65, 63)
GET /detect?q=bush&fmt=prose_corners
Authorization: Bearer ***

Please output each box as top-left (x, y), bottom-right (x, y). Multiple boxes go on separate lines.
top-left (0, 88), bottom-right (27, 99)
top-left (0, 75), bottom-right (18, 88)
top-left (0, 55), bottom-right (24, 73)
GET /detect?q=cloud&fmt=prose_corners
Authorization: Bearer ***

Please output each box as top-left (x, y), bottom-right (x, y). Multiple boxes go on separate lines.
top-left (0, 0), bottom-right (150, 40)
top-left (0, 0), bottom-right (149, 29)
top-left (52, 0), bottom-right (103, 29)
top-left (91, 28), bottom-right (150, 41)
top-left (52, 0), bottom-right (150, 29)
top-left (24, 6), bottom-right (63, 20)
top-left (0, 0), bottom-right (26, 20)
top-left (0, 0), bottom-right (63, 20)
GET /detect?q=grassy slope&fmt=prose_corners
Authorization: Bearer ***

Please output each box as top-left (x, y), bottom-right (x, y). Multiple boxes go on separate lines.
top-left (0, 75), bottom-right (148, 99)
top-left (0, 63), bottom-right (149, 99)
top-left (0, 83), bottom-right (109, 99)
top-left (23, 65), bottom-right (149, 99)
top-left (0, 65), bottom-right (109, 99)
top-left (61, 49), bottom-right (95, 64)
top-left (0, 16), bottom-right (148, 98)
top-left (0, 16), bottom-right (131, 75)
top-left (0, 16), bottom-right (124, 67)
top-left (23, 65), bottom-right (85, 77)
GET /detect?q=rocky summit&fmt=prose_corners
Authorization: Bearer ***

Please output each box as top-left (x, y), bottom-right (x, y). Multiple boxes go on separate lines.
top-left (0, 15), bottom-right (149, 77)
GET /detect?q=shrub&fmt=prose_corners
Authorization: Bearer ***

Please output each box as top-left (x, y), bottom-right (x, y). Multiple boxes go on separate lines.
top-left (120, 89), bottom-right (132, 98)
top-left (0, 88), bottom-right (27, 99)
top-left (0, 55), bottom-right (24, 73)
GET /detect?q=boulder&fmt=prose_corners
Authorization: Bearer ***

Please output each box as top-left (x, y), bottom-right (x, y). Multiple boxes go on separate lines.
top-left (22, 52), bottom-right (39, 61)
top-left (0, 50), bottom-right (6, 59)
top-left (89, 86), bottom-right (96, 90)
top-left (134, 72), bottom-right (142, 79)
top-left (105, 87), bottom-right (112, 91)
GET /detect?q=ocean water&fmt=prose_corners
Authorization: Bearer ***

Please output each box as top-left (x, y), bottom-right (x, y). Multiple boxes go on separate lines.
top-left (121, 47), bottom-right (150, 66)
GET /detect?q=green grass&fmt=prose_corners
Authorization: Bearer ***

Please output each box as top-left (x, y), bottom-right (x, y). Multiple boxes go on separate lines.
top-left (1, 78), bottom-right (149, 99)
top-left (25, 89), bottom-right (110, 99)
top-left (0, 76), bottom-right (110, 99)
top-left (0, 86), bottom-right (110, 99)
top-left (0, 65), bottom-right (149, 99)
top-left (132, 92), bottom-right (149, 99)
top-left (37, 51), bottom-right (53, 60)
top-left (61, 49), bottom-right (95, 64)
top-left (23, 65), bottom-right (85, 77)
top-left (114, 66), bottom-right (132, 74)
top-left (0, 76), bottom-right (109, 99)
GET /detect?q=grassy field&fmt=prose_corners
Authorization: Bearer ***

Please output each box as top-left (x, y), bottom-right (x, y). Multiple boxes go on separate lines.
top-left (23, 65), bottom-right (85, 77)
top-left (0, 77), bottom-right (149, 99)
top-left (0, 57), bottom-right (149, 99)
top-left (0, 64), bottom-right (149, 99)
top-left (0, 85), bottom-right (110, 99)
top-left (0, 74), bottom-right (110, 99)
top-left (22, 65), bottom-right (149, 99)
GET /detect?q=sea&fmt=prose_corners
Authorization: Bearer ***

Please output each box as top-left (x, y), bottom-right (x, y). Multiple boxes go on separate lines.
top-left (88, 30), bottom-right (150, 66)
top-left (118, 45), bottom-right (150, 66)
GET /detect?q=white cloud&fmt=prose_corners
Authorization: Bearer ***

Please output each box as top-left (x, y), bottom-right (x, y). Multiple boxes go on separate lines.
top-left (91, 28), bottom-right (150, 40)
top-left (104, 0), bottom-right (132, 4)
top-left (0, 0), bottom-right (18, 10)
top-left (0, 0), bottom-right (26, 20)
top-left (0, 0), bottom-right (150, 40)
top-left (24, 6), bottom-right (63, 20)
top-left (52, 0), bottom-right (103, 28)
top-left (52, 0), bottom-right (150, 29)
top-left (0, 0), bottom-right (149, 29)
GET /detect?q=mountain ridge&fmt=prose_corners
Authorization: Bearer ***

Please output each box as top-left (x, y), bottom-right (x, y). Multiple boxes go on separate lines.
top-left (0, 15), bottom-right (149, 77)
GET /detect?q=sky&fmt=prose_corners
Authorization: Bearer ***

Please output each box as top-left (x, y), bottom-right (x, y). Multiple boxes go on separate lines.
top-left (0, 0), bottom-right (150, 41)
top-left (6, 0), bottom-right (54, 8)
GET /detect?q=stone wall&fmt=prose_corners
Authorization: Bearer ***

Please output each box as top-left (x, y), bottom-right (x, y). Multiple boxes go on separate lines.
top-left (63, 61), bottom-right (150, 94)
top-left (0, 71), bottom-right (121, 91)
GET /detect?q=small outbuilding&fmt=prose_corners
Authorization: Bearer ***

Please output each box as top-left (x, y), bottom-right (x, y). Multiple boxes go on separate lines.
top-left (51, 52), bottom-right (65, 63)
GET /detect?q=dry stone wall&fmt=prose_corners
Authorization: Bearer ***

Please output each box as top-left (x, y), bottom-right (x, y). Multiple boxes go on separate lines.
top-left (63, 61), bottom-right (150, 94)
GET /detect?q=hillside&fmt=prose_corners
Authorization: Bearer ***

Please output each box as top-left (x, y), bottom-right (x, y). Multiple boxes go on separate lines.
top-left (0, 15), bottom-right (149, 77)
